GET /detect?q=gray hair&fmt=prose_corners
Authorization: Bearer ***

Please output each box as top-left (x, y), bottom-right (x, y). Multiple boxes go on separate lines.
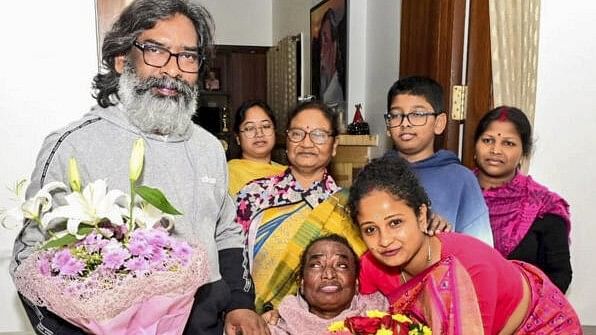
top-left (92, 0), bottom-right (214, 108)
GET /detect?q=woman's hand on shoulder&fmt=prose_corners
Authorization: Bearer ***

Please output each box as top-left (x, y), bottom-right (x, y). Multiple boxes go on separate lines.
top-left (426, 213), bottom-right (452, 235)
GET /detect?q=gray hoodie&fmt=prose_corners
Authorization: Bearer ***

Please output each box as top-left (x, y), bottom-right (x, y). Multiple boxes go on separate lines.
top-left (11, 104), bottom-right (252, 308)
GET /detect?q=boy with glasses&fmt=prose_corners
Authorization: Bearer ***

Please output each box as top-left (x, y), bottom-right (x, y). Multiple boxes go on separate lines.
top-left (384, 76), bottom-right (493, 246)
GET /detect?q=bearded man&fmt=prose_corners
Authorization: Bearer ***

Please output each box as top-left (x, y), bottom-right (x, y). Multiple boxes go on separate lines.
top-left (10, 1), bottom-right (268, 334)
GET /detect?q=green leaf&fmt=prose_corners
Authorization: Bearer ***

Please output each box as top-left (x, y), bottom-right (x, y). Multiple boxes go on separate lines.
top-left (135, 185), bottom-right (183, 215)
top-left (42, 227), bottom-right (94, 249)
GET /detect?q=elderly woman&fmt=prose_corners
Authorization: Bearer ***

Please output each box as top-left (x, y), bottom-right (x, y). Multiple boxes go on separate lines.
top-left (235, 101), bottom-right (366, 313)
top-left (228, 99), bottom-right (286, 196)
top-left (269, 234), bottom-right (387, 334)
top-left (348, 155), bottom-right (581, 334)
top-left (473, 106), bottom-right (572, 293)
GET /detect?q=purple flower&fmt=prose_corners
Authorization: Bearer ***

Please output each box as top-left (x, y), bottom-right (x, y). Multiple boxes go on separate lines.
top-left (124, 257), bottom-right (149, 275)
top-left (60, 260), bottom-right (85, 276)
top-left (147, 228), bottom-right (169, 248)
top-left (172, 241), bottom-right (192, 266)
top-left (101, 240), bottom-right (130, 270)
top-left (81, 233), bottom-right (108, 253)
top-left (131, 229), bottom-right (148, 241)
top-left (149, 246), bottom-right (167, 265)
top-left (128, 238), bottom-right (152, 257)
top-left (51, 249), bottom-right (75, 270)
top-left (50, 250), bottom-right (85, 277)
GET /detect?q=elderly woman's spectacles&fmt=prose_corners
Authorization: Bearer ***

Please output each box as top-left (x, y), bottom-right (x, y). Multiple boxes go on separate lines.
top-left (133, 40), bottom-right (205, 73)
top-left (384, 110), bottom-right (438, 128)
top-left (239, 122), bottom-right (275, 138)
top-left (286, 128), bottom-right (333, 145)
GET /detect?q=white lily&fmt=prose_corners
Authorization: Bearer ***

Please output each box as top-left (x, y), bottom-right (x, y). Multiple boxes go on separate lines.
top-left (132, 202), bottom-right (173, 229)
top-left (41, 179), bottom-right (126, 237)
top-left (129, 138), bottom-right (145, 183)
top-left (1, 179), bottom-right (67, 228)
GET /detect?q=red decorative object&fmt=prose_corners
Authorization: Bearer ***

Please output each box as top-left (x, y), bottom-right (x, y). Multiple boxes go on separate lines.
top-left (347, 103), bottom-right (370, 135)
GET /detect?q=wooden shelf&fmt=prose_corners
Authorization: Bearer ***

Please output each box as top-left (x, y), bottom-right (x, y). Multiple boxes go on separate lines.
top-left (330, 135), bottom-right (378, 188)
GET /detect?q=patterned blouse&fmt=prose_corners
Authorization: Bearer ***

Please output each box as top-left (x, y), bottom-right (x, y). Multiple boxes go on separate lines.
top-left (235, 168), bottom-right (340, 232)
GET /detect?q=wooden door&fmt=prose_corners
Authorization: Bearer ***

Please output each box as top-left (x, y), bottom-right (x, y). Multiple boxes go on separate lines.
top-left (399, 0), bottom-right (492, 167)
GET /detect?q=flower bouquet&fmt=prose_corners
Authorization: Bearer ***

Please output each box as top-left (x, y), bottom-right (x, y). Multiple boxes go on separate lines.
top-left (5, 138), bottom-right (209, 335)
top-left (326, 309), bottom-right (431, 335)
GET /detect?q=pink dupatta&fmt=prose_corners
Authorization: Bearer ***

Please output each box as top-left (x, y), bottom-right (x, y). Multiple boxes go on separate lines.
top-left (388, 256), bottom-right (484, 335)
top-left (481, 172), bottom-right (570, 257)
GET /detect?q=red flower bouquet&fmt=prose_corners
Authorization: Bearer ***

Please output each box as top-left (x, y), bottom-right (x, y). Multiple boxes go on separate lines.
top-left (326, 309), bottom-right (431, 335)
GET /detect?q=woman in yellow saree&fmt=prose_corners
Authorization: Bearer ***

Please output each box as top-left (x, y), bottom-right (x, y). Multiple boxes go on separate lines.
top-left (228, 99), bottom-right (286, 196)
top-left (235, 101), bottom-right (366, 313)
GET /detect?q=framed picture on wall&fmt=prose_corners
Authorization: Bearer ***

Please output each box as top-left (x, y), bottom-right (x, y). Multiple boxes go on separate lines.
top-left (310, 0), bottom-right (347, 104)
top-left (203, 67), bottom-right (221, 91)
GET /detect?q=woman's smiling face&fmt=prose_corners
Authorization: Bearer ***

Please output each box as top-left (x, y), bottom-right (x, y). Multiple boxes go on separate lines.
top-left (301, 240), bottom-right (357, 319)
top-left (356, 189), bottom-right (427, 268)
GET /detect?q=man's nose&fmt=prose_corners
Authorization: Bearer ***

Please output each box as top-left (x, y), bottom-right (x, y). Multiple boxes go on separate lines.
top-left (160, 55), bottom-right (182, 78)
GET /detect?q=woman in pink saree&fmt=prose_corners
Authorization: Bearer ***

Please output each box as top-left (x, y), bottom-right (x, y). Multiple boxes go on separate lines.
top-left (474, 106), bottom-right (572, 293)
top-left (347, 155), bottom-right (581, 334)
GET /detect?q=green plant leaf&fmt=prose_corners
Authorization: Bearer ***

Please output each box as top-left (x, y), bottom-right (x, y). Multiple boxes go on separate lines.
top-left (42, 227), bottom-right (94, 249)
top-left (135, 185), bottom-right (183, 215)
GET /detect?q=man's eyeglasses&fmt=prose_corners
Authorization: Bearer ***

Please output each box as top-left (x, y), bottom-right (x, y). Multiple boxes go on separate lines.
top-left (239, 122), bottom-right (275, 138)
top-left (286, 128), bottom-right (333, 145)
top-left (133, 41), bottom-right (205, 73)
top-left (384, 110), bottom-right (438, 128)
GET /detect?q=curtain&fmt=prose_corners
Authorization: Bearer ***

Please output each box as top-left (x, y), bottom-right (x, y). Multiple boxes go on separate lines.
top-left (489, 0), bottom-right (541, 124)
top-left (267, 34), bottom-right (301, 163)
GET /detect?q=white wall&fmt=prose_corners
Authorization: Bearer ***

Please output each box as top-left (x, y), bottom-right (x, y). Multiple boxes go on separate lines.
top-left (0, 1), bottom-right (98, 332)
top-left (531, 2), bottom-right (596, 325)
top-left (202, 0), bottom-right (272, 46)
top-left (364, 0), bottom-right (400, 157)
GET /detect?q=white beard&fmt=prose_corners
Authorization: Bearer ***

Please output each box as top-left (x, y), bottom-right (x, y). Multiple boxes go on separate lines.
top-left (118, 64), bottom-right (198, 136)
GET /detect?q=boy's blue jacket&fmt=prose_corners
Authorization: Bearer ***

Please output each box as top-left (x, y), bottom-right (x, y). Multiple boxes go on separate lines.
top-left (385, 149), bottom-right (494, 246)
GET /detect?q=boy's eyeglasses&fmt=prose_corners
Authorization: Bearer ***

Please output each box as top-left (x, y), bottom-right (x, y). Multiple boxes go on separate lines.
top-left (239, 122), bottom-right (275, 138)
top-left (286, 128), bottom-right (333, 145)
top-left (384, 110), bottom-right (438, 128)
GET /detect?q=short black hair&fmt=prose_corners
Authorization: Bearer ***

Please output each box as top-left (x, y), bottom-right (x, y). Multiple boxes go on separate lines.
top-left (286, 100), bottom-right (338, 136)
top-left (232, 99), bottom-right (277, 134)
top-left (474, 105), bottom-right (533, 157)
top-left (297, 234), bottom-right (359, 280)
top-left (348, 154), bottom-right (431, 225)
top-left (386, 75), bottom-right (444, 114)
